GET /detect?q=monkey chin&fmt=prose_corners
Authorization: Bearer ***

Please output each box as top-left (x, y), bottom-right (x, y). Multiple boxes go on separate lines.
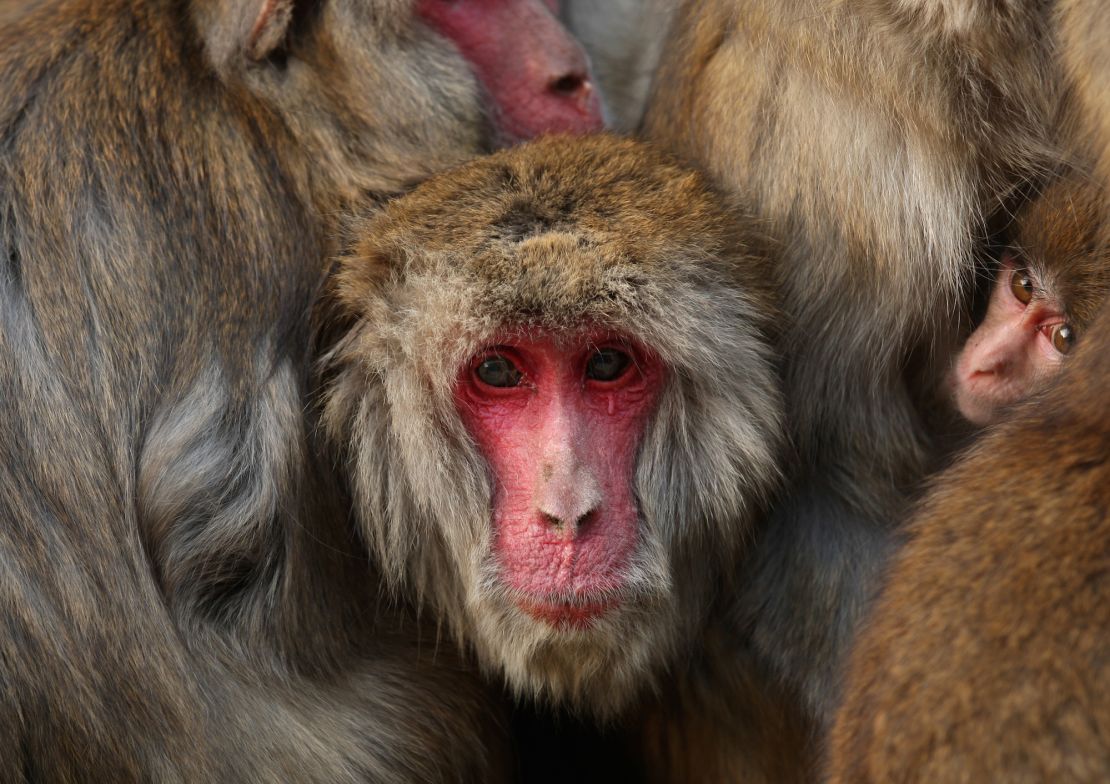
top-left (466, 551), bottom-right (683, 716)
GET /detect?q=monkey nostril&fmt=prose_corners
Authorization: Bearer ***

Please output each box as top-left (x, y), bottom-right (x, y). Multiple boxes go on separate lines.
top-left (549, 73), bottom-right (586, 97)
top-left (574, 509), bottom-right (597, 533)
top-left (540, 508), bottom-right (597, 535)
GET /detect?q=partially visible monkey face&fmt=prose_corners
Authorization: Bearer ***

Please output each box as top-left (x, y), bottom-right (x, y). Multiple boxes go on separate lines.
top-left (949, 256), bottom-right (1073, 426)
top-left (416, 0), bottom-right (604, 142)
top-left (454, 332), bottom-right (664, 628)
top-left (193, 0), bottom-right (603, 199)
top-left (321, 136), bottom-right (783, 713)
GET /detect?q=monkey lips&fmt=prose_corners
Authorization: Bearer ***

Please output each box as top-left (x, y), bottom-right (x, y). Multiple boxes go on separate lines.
top-left (512, 595), bottom-right (619, 630)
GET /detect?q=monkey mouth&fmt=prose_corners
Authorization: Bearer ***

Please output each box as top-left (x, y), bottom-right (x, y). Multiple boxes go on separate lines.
top-left (513, 595), bottom-right (618, 630)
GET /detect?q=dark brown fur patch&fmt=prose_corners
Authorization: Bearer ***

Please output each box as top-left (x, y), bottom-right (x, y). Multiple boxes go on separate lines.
top-left (1015, 177), bottom-right (1110, 329)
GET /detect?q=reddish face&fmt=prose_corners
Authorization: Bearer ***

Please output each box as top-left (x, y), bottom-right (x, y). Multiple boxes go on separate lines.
top-left (453, 331), bottom-right (664, 630)
top-left (415, 0), bottom-right (604, 142)
top-left (949, 256), bottom-right (1075, 425)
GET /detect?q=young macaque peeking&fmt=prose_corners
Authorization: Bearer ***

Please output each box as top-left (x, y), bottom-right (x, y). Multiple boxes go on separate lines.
top-left (949, 178), bottom-right (1110, 425)
top-left (318, 134), bottom-right (784, 715)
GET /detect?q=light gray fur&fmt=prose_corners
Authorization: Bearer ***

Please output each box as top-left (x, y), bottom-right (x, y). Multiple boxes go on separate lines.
top-left (562, 0), bottom-right (676, 131)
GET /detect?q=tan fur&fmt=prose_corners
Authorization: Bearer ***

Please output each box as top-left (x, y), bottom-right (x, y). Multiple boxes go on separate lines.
top-left (318, 134), bottom-right (785, 717)
top-left (0, 0), bottom-right (511, 778)
top-left (641, 0), bottom-right (1067, 733)
top-left (826, 299), bottom-right (1110, 782)
top-left (1060, 0), bottom-right (1110, 182)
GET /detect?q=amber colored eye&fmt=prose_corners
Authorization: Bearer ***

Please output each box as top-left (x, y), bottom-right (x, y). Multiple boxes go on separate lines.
top-left (1050, 323), bottom-right (1076, 355)
top-left (1009, 267), bottom-right (1034, 305)
top-left (474, 355), bottom-right (522, 388)
top-left (585, 348), bottom-right (631, 382)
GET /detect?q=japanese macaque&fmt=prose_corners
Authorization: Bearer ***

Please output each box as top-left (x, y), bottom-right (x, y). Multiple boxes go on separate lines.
top-left (317, 134), bottom-right (784, 715)
top-left (561, 0), bottom-right (676, 131)
top-left (826, 298), bottom-right (1110, 783)
top-left (642, 0), bottom-right (1066, 728)
top-left (950, 178), bottom-right (1110, 426)
top-left (0, 0), bottom-right (601, 778)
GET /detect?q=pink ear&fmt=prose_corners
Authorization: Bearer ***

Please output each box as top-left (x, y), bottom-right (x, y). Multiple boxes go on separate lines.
top-left (247, 0), bottom-right (294, 61)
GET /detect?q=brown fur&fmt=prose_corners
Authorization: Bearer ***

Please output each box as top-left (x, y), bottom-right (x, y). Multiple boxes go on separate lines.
top-left (641, 0), bottom-right (1067, 731)
top-left (0, 0), bottom-right (513, 779)
top-left (1012, 176), bottom-right (1110, 332)
top-left (317, 134), bottom-right (786, 717)
top-left (1060, 0), bottom-right (1110, 182)
top-left (637, 618), bottom-right (817, 784)
top-left (826, 299), bottom-right (1110, 782)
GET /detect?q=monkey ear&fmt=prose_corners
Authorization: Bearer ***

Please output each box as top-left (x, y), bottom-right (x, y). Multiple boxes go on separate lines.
top-left (192, 0), bottom-right (296, 71)
top-left (246, 0), bottom-right (295, 61)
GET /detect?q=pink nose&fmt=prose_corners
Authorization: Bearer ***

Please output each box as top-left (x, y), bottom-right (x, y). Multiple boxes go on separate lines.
top-left (535, 411), bottom-right (602, 536)
top-left (538, 463), bottom-right (601, 535)
top-left (526, 44), bottom-right (604, 134)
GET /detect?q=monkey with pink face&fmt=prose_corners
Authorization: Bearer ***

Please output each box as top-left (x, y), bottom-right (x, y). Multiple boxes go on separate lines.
top-left (949, 176), bottom-right (1110, 426)
top-left (828, 175), bottom-right (1110, 783)
top-left (318, 134), bottom-right (785, 717)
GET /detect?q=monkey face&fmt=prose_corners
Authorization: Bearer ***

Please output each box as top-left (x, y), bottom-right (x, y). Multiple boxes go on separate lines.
top-left (450, 330), bottom-right (680, 708)
top-left (949, 256), bottom-right (1073, 426)
top-left (320, 135), bottom-right (784, 713)
top-left (455, 331), bottom-right (665, 624)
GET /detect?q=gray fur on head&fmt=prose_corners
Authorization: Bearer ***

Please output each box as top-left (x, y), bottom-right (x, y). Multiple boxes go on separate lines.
top-left (319, 134), bottom-right (784, 714)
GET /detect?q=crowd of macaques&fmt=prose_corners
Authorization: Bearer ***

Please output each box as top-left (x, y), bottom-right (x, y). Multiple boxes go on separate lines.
top-left (0, 0), bottom-right (1106, 781)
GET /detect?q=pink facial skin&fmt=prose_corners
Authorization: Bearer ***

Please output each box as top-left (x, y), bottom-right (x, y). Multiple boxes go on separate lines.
top-left (453, 331), bottom-right (664, 630)
top-left (415, 0), bottom-right (604, 142)
top-left (949, 257), bottom-right (1068, 426)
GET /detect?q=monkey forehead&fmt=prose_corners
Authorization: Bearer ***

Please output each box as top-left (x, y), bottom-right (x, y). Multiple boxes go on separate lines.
top-left (341, 134), bottom-right (762, 279)
top-left (333, 134), bottom-right (776, 337)
top-left (1013, 179), bottom-right (1110, 330)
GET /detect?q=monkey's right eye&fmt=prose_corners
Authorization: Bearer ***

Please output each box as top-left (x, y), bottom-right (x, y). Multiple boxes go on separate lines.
top-left (475, 355), bottom-right (523, 388)
top-left (1010, 267), bottom-right (1035, 305)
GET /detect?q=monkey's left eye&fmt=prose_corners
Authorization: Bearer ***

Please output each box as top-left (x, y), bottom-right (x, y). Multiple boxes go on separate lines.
top-left (1010, 267), bottom-right (1035, 305)
top-left (474, 355), bottom-right (523, 388)
top-left (1050, 323), bottom-right (1076, 355)
top-left (585, 348), bottom-right (631, 382)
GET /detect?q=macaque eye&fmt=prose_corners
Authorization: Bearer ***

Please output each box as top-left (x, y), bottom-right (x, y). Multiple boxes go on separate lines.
top-left (475, 355), bottom-right (522, 388)
top-left (585, 348), bottom-right (632, 382)
top-left (1009, 267), bottom-right (1035, 305)
top-left (475, 355), bottom-right (523, 388)
top-left (1050, 323), bottom-right (1076, 355)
